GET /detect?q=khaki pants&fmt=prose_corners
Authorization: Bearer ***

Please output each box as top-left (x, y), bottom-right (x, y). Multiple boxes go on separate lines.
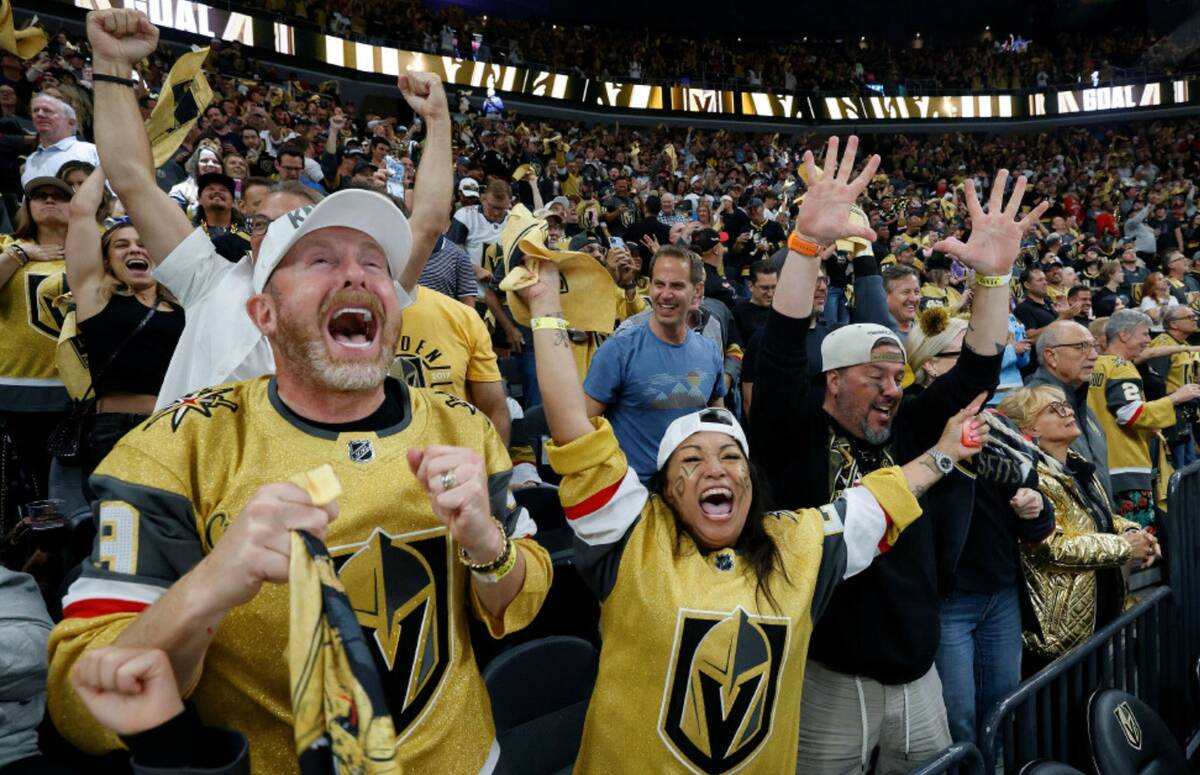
top-left (795, 660), bottom-right (951, 774)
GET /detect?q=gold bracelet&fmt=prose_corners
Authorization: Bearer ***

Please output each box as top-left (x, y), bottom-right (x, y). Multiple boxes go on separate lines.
top-left (531, 316), bottom-right (568, 331)
top-left (458, 516), bottom-right (516, 584)
top-left (974, 274), bottom-right (1010, 288)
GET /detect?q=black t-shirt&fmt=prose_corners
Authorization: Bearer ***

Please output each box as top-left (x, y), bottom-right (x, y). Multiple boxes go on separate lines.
top-left (1013, 296), bottom-right (1056, 333)
top-left (703, 264), bottom-right (739, 310)
top-left (732, 301), bottom-right (771, 341)
top-left (602, 195), bottom-right (637, 237)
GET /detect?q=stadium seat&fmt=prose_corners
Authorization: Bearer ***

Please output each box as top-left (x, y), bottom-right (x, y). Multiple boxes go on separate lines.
top-left (514, 484), bottom-right (572, 563)
top-left (483, 636), bottom-right (598, 775)
top-left (1018, 761), bottom-right (1086, 774)
top-left (1086, 688), bottom-right (1188, 774)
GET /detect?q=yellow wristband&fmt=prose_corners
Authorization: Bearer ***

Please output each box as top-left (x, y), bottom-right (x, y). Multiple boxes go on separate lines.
top-left (531, 316), bottom-right (568, 331)
top-left (974, 274), bottom-right (1010, 288)
top-left (471, 540), bottom-right (519, 584)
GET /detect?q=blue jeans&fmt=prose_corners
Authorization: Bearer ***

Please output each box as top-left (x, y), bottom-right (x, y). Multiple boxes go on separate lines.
top-left (517, 347), bottom-right (541, 410)
top-left (934, 586), bottom-right (1022, 746)
top-left (1172, 437), bottom-right (1197, 468)
top-left (823, 285), bottom-right (850, 325)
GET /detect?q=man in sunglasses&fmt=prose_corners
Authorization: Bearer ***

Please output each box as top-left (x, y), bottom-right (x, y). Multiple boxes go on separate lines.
top-left (84, 10), bottom-right (451, 410)
top-left (1027, 320), bottom-right (1112, 498)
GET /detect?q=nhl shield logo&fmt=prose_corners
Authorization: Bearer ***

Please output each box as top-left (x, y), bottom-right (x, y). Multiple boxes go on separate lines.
top-left (1114, 701), bottom-right (1143, 750)
top-left (348, 439), bottom-right (375, 463)
top-left (658, 607), bottom-right (789, 774)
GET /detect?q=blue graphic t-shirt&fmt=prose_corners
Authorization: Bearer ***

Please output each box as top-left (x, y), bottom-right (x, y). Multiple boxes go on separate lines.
top-left (583, 323), bottom-right (726, 482)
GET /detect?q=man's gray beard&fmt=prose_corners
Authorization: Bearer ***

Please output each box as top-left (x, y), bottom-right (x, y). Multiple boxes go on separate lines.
top-left (860, 421), bottom-right (892, 446)
top-left (275, 318), bottom-right (391, 393)
top-left (301, 339), bottom-right (389, 392)
top-left (835, 387), bottom-right (893, 446)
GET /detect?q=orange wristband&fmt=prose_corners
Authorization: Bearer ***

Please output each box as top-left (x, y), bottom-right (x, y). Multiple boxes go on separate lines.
top-left (788, 232), bottom-right (824, 257)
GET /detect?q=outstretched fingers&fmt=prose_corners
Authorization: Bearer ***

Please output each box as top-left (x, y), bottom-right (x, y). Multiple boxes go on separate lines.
top-left (1004, 175), bottom-right (1028, 219)
top-left (801, 150), bottom-right (819, 189)
top-left (821, 136), bottom-right (839, 180)
top-left (849, 153), bottom-right (881, 198)
top-left (988, 169), bottom-right (1009, 214)
top-left (1018, 200), bottom-right (1052, 231)
top-left (836, 135), bottom-right (859, 182)
top-left (963, 179), bottom-right (983, 221)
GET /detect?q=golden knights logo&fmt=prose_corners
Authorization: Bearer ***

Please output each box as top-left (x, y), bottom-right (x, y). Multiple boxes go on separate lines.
top-left (144, 387), bottom-right (239, 432)
top-left (26, 271), bottom-right (68, 340)
top-left (329, 527), bottom-right (451, 741)
top-left (658, 607), bottom-right (789, 774)
top-left (393, 335), bottom-right (452, 391)
top-left (1113, 701), bottom-right (1143, 750)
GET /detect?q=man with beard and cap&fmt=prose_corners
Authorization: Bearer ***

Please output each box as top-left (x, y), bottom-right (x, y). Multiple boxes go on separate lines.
top-left (47, 180), bottom-right (553, 775)
top-left (193, 171), bottom-right (251, 262)
top-left (749, 135), bottom-right (1048, 775)
top-left (81, 9), bottom-right (450, 409)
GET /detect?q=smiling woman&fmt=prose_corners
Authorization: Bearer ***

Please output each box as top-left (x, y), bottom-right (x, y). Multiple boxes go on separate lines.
top-left (515, 256), bottom-right (987, 772)
top-left (63, 166), bottom-right (185, 486)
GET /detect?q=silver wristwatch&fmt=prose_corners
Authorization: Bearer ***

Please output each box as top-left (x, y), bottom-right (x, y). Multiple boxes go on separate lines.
top-left (925, 449), bottom-right (954, 475)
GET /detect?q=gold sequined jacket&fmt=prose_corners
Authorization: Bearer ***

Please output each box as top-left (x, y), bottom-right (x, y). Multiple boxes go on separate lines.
top-left (1021, 453), bottom-right (1138, 658)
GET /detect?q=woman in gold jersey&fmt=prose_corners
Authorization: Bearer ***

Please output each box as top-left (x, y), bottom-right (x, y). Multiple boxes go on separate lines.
top-left (0, 176), bottom-right (73, 494)
top-left (515, 188), bottom-right (987, 770)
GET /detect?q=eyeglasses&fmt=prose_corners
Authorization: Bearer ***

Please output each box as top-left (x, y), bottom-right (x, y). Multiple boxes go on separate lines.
top-left (1048, 340), bottom-right (1098, 353)
top-left (249, 214), bottom-right (277, 236)
top-left (1039, 401), bottom-right (1074, 418)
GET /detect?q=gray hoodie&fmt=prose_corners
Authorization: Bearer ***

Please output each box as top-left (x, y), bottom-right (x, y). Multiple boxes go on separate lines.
top-left (0, 568), bottom-right (53, 770)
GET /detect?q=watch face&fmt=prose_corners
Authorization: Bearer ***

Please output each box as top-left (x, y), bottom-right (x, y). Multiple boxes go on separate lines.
top-left (936, 454), bottom-right (954, 474)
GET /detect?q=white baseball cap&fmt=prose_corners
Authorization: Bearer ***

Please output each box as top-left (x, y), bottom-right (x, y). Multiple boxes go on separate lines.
top-left (656, 408), bottom-right (749, 471)
top-left (821, 324), bottom-right (906, 372)
top-left (459, 177), bottom-right (480, 198)
top-left (253, 189), bottom-right (413, 308)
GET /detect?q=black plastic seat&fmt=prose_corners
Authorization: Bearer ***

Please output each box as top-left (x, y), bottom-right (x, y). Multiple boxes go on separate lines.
top-left (483, 636), bottom-right (598, 775)
top-left (1087, 688), bottom-right (1189, 774)
top-left (1018, 761), bottom-right (1087, 775)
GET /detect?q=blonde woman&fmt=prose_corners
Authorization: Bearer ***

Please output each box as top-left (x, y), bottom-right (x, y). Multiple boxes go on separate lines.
top-left (65, 168), bottom-right (184, 478)
top-left (996, 385), bottom-right (1159, 667)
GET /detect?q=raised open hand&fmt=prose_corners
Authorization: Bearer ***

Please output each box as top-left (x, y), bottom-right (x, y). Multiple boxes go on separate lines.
top-left (87, 9), bottom-right (159, 67)
top-left (793, 136), bottom-right (880, 246)
top-left (931, 170), bottom-right (1050, 278)
top-left (398, 72), bottom-right (449, 123)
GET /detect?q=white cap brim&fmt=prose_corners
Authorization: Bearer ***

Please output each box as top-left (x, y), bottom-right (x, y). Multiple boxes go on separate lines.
top-left (656, 408), bottom-right (749, 471)
top-left (253, 189), bottom-right (413, 308)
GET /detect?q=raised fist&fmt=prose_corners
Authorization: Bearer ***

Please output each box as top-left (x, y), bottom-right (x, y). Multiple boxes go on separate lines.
top-left (87, 9), bottom-right (159, 66)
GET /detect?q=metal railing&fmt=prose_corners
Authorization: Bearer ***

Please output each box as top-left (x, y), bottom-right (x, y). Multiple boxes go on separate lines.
top-left (977, 586), bottom-right (1176, 772)
top-left (905, 742), bottom-right (986, 775)
top-left (1161, 459), bottom-right (1200, 745)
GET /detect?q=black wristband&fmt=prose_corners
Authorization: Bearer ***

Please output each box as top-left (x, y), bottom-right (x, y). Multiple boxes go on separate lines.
top-left (92, 72), bottom-right (137, 87)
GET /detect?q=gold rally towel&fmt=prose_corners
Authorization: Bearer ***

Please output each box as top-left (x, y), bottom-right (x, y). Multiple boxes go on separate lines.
top-left (288, 529), bottom-right (402, 774)
top-left (145, 47), bottom-right (214, 168)
top-left (0, 0), bottom-right (46, 59)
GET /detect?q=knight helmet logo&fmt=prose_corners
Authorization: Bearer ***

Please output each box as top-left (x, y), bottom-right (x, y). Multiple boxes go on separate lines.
top-left (1114, 701), bottom-right (1143, 750)
top-left (658, 607), bottom-right (789, 774)
top-left (330, 528), bottom-right (451, 741)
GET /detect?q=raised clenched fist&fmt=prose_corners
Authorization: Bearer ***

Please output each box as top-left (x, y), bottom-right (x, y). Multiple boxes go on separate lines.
top-left (87, 9), bottom-right (159, 67)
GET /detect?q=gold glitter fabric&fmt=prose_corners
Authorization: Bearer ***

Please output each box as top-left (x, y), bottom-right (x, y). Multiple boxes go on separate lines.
top-left (1020, 458), bottom-right (1135, 659)
top-left (46, 375), bottom-right (552, 774)
top-left (545, 419), bottom-right (920, 773)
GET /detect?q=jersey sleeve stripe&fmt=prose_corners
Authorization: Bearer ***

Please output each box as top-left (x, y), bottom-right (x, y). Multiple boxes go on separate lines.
top-left (1116, 401), bottom-right (1144, 425)
top-left (840, 486), bottom-right (890, 579)
top-left (562, 468), bottom-right (647, 546)
top-left (61, 577), bottom-right (166, 619)
top-left (63, 598), bottom-right (150, 619)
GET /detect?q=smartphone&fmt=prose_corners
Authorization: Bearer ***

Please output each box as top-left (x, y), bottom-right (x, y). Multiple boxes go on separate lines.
top-left (610, 236), bottom-right (626, 249)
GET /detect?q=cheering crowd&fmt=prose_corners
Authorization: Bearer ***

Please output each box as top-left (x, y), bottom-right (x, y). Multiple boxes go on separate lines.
top-left (2, 5), bottom-right (1199, 774)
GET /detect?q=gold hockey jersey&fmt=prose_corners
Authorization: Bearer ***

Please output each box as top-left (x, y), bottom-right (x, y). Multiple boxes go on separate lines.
top-left (1087, 354), bottom-right (1176, 492)
top-left (47, 376), bottom-right (552, 775)
top-left (0, 253), bottom-right (69, 411)
top-left (546, 418), bottom-right (921, 774)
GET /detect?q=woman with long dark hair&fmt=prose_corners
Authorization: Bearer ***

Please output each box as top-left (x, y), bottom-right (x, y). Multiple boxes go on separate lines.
top-left (64, 167), bottom-right (184, 477)
top-left (513, 254), bottom-right (986, 771)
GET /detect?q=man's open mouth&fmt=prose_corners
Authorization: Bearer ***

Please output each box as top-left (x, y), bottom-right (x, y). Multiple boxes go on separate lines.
top-left (327, 306), bottom-right (379, 348)
top-left (699, 486), bottom-right (734, 518)
top-left (870, 402), bottom-right (895, 422)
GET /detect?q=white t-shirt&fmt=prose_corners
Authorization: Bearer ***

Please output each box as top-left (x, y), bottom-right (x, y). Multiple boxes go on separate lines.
top-left (152, 228), bottom-right (275, 408)
top-left (452, 205), bottom-right (507, 265)
top-left (21, 136), bottom-right (100, 187)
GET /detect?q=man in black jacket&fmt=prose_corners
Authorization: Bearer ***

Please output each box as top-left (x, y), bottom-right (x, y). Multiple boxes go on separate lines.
top-left (749, 135), bottom-right (1048, 774)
